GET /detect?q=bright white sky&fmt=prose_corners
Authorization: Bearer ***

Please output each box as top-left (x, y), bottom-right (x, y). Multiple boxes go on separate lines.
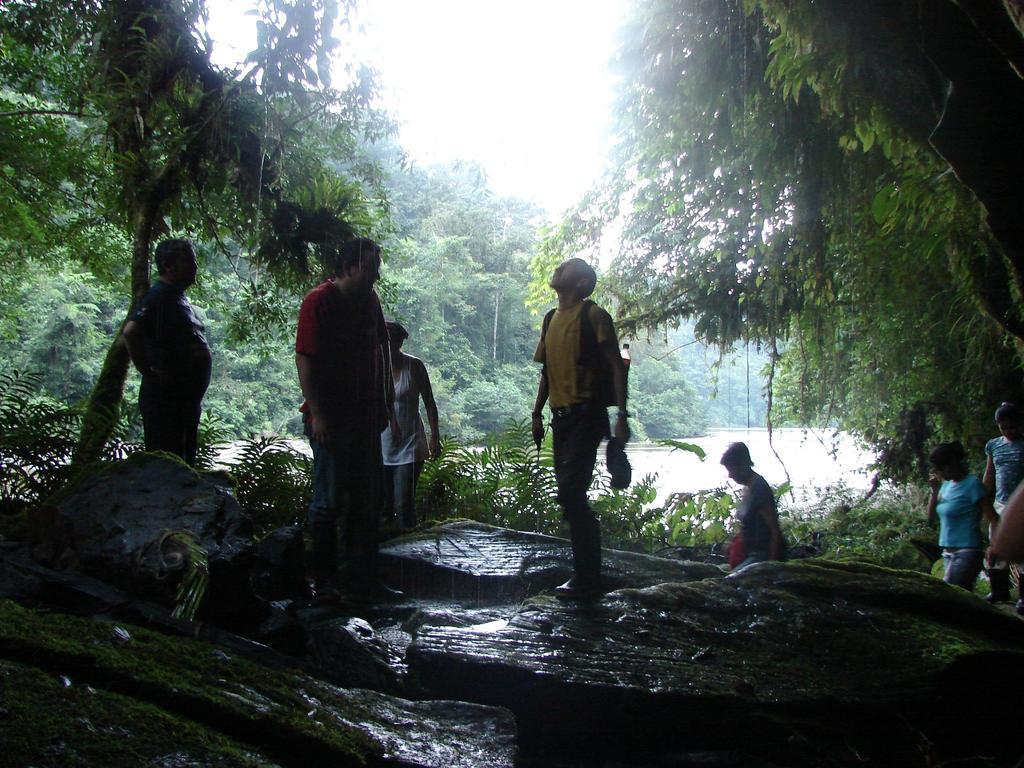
top-left (206, 0), bottom-right (625, 217)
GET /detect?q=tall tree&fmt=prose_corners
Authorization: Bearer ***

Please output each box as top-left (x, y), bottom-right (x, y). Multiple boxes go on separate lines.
top-left (0, 0), bottom-right (384, 462)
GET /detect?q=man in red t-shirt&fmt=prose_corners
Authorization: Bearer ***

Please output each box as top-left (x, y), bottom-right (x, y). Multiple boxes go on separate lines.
top-left (296, 237), bottom-right (394, 597)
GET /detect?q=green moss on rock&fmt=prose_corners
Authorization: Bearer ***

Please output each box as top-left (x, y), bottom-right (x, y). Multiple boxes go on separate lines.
top-left (0, 599), bottom-right (380, 766)
top-left (0, 660), bottom-right (272, 767)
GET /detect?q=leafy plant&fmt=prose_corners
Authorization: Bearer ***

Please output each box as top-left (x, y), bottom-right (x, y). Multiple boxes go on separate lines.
top-left (0, 369), bottom-right (139, 524)
top-left (649, 489), bottom-right (737, 549)
top-left (192, 412), bottom-right (232, 472)
top-left (0, 369), bottom-right (81, 514)
top-left (159, 529), bottom-right (209, 622)
top-left (418, 421), bottom-right (562, 534)
top-left (781, 484), bottom-right (935, 570)
top-left (656, 439), bottom-right (708, 461)
top-left (219, 436), bottom-right (312, 538)
top-left (420, 420), bottom-right (729, 552)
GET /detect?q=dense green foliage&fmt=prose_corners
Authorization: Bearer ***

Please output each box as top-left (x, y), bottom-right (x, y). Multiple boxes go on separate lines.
top-left (0, 375), bottom-right (955, 589)
top-left (544, 0), bottom-right (1024, 479)
top-left (0, 0), bottom-right (390, 462)
top-left (0, 370), bottom-right (137, 524)
top-left (0, 0), bottom-right (800, 453)
top-left (6, 0), bottom-right (1004, 580)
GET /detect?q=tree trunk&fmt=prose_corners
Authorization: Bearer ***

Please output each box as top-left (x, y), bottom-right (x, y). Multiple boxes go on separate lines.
top-left (73, 203), bottom-right (158, 465)
top-left (492, 289), bottom-right (501, 360)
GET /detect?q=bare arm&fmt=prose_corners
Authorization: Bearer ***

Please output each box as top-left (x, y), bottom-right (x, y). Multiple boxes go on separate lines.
top-left (416, 359), bottom-right (441, 458)
top-left (926, 473), bottom-right (940, 527)
top-left (600, 342), bottom-right (630, 442)
top-left (121, 320), bottom-right (151, 377)
top-left (531, 369), bottom-right (549, 449)
top-left (980, 494), bottom-right (999, 529)
top-left (383, 343), bottom-right (396, 421)
top-left (296, 353), bottom-right (328, 444)
top-left (983, 454), bottom-right (995, 497)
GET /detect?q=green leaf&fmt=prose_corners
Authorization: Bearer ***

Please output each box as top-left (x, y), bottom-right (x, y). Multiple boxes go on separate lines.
top-left (871, 185), bottom-right (896, 225)
top-left (656, 438), bottom-right (707, 460)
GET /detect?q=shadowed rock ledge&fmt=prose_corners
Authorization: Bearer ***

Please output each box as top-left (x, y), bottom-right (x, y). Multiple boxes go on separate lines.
top-left (7, 461), bottom-right (1024, 768)
top-left (399, 548), bottom-right (1024, 766)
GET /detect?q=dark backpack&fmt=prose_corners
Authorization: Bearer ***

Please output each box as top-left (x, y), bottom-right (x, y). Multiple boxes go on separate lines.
top-left (541, 299), bottom-right (617, 408)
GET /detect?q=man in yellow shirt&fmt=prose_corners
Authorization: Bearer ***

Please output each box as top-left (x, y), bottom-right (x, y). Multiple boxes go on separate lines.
top-left (531, 258), bottom-right (630, 598)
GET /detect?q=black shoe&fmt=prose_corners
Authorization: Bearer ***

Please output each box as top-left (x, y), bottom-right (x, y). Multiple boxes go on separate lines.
top-left (554, 576), bottom-right (604, 600)
top-left (986, 569), bottom-right (1011, 603)
top-left (1016, 599), bottom-right (1024, 616)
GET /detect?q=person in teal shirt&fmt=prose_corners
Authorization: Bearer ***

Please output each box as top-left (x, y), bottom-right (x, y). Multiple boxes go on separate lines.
top-left (927, 442), bottom-right (999, 590)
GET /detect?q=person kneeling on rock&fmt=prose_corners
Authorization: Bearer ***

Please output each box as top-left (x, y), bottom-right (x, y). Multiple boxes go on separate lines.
top-left (721, 442), bottom-right (785, 571)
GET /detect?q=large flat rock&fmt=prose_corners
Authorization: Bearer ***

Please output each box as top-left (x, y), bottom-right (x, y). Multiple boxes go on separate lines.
top-left (0, 599), bottom-right (516, 767)
top-left (406, 559), bottom-right (1024, 766)
top-left (379, 520), bottom-right (722, 602)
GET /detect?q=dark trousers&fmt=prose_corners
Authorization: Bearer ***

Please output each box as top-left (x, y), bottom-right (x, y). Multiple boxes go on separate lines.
top-left (384, 461), bottom-right (423, 529)
top-left (307, 432), bottom-right (382, 585)
top-left (551, 404), bottom-right (609, 582)
top-left (140, 388), bottom-right (203, 467)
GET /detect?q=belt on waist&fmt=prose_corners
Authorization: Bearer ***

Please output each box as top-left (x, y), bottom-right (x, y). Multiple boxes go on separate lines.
top-left (551, 403), bottom-right (591, 419)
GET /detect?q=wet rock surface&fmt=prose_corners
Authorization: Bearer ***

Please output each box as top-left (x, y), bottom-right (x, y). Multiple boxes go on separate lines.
top-left (307, 616), bottom-right (403, 692)
top-left (399, 551), bottom-right (1024, 766)
top-left (379, 520), bottom-right (723, 602)
top-left (0, 598), bottom-right (516, 767)
top-left (9, 490), bottom-right (1024, 767)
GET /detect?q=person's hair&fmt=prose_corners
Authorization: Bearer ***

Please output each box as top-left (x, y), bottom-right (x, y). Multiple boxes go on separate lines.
top-left (995, 402), bottom-right (1021, 424)
top-left (576, 260), bottom-right (597, 299)
top-left (929, 441), bottom-right (968, 475)
top-left (385, 320), bottom-right (409, 344)
top-left (334, 237), bottom-right (380, 275)
top-left (155, 239), bottom-right (194, 275)
top-left (721, 442), bottom-right (753, 468)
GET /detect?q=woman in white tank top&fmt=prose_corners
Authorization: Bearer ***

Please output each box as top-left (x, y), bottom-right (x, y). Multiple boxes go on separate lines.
top-left (381, 321), bottom-right (440, 529)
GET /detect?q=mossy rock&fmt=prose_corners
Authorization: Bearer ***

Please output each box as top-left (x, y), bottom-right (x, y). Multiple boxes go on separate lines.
top-left (0, 599), bottom-right (377, 765)
top-left (1, 659), bottom-right (273, 767)
top-left (0, 599), bottom-right (516, 767)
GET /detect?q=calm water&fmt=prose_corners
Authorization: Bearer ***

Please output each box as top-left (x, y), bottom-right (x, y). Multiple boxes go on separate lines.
top-left (620, 428), bottom-right (877, 505)
top-left (220, 427), bottom-right (876, 509)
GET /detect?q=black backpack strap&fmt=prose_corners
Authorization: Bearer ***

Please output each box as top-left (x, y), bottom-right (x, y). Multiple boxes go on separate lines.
top-left (578, 299), bottom-right (598, 365)
top-left (539, 307), bottom-right (556, 379)
top-left (541, 308), bottom-right (556, 339)
top-left (578, 299), bottom-right (618, 408)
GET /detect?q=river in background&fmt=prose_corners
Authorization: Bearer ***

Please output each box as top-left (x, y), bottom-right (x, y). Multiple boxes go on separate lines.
top-left (619, 428), bottom-right (877, 507)
top-left (221, 427), bottom-right (876, 511)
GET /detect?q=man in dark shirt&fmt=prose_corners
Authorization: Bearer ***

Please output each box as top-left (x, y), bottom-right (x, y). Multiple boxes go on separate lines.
top-left (721, 442), bottom-right (784, 570)
top-left (122, 239), bottom-right (211, 466)
top-left (295, 237), bottom-right (395, 598)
